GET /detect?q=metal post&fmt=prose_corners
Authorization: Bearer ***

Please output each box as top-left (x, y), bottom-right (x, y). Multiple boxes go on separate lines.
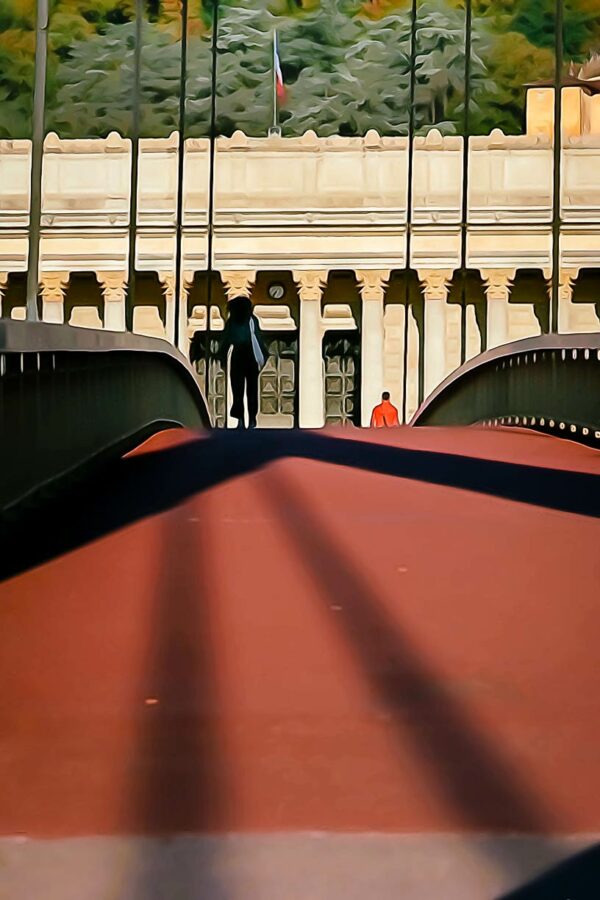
top-left (126, 0), bottom-right (144, 332)
top-left (26, 0), bottom-right (49, 322)
top-left (459, 0), bottom-right (472, 364)
top-left (551, 0), bottom-right (564, 333)
top-left (173, 0), bottom-right (190, 351)
top-left (204, 1), bottom-right (220, 410)
top-left (402, 0), bottom-right (418, 422)
top-left (272, 31), bottom-right (278, 133)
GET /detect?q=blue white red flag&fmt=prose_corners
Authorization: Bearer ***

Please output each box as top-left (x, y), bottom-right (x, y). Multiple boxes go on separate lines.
top-left (274, 31), bottom-right (286, 102)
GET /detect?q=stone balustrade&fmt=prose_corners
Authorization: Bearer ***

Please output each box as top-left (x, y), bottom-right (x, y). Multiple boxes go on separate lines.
top-left (2, 129), bottom-right (600, 234)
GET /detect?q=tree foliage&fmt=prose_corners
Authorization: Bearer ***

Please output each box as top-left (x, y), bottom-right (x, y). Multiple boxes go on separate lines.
top-left (0, 0), bottom-right (599, 139)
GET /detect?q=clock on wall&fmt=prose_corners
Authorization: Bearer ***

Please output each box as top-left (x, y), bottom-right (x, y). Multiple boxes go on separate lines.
top-left (267, 282), bottom-right (285, 301)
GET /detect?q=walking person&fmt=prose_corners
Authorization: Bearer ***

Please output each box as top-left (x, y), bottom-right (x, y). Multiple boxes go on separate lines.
top-left (220, 296), bottom-right (268, 429)
top-left (370, 391), bottom-right (400, 428)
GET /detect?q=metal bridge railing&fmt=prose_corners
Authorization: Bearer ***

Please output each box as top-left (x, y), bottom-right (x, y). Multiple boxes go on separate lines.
top-left (411, 333), bottom-right (600, 447)
top-left (0, 321), bottom-right (210, 518)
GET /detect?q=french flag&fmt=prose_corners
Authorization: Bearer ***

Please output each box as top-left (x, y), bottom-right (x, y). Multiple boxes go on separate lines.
top-left (274, 31), bottom-right (286, 102)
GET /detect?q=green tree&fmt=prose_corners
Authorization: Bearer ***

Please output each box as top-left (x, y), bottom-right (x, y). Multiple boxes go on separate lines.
top-left (0, 2), bottom-right (34, 138)
top-left (4, 0), bottom-right (594, 140)
top-left (511, 0), bottom-right (600, 60)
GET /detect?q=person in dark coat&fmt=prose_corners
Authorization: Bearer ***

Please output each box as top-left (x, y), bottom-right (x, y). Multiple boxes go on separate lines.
top-left (220, 296), bottom-right (268, 429)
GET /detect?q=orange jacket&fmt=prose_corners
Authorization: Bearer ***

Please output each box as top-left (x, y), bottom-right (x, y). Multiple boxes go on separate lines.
top-left (370, 399), bottom-right (399, 428)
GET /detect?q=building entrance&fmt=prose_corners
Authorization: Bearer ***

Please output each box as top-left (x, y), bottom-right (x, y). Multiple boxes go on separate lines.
top-left (191, 333), bottom-right (227, 429)
top-left (192, 329), bottom-right (298, 429)
top-left (323, 331), bottom-right (361, 426)
top-left (258, 332), bottom-right (298, 428)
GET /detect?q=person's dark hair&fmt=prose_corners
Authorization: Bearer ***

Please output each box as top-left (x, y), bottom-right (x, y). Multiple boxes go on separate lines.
top-left (228, 295), bottom-right (253, 324)
top-left (382, 391), bottom-right (390, 401)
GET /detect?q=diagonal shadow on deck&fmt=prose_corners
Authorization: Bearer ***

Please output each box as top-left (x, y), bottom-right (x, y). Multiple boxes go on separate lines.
top-left (1, 429), bottom-right (599, 896)
top-left (1, 429), bottom-right (598, 583)
top-left (261, 462), bottom-right (587, 889)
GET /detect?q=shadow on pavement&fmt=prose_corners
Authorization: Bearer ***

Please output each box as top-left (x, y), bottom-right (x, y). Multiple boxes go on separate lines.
top-left (263, 465), bottom-right (568, 886)
top-left (125, 507), bottom-right (230, 899)
top-left (497, 842), bottom-right (600, 899)
top-left (2, 428), bottom-right (598, 897)
top-left (1, 429), bottom-right (598, 583)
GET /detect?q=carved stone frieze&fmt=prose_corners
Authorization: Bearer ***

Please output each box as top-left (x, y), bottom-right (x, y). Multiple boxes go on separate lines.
top-left (40, 271), bottom-right (70, 303)
top-left (221, 270), bottom-right (256, 300)
top-left (356, 269), bottom-right (391, 301)
top-left (96, 271), bottom-right (127, 302)
top-left (417, 269), bottom-right (454, 302)
top-left (292, 270), bottom-right (328, 302)
top-left (481, 269), bottom-right (516, 302)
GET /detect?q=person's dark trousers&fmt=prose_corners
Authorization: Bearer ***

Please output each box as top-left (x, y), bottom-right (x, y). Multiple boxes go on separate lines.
top-left (230, 345), bottom-right (259, 426)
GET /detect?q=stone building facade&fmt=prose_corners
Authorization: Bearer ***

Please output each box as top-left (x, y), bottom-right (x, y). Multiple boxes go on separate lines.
top-left (1, 83), bottom-right (599, 426)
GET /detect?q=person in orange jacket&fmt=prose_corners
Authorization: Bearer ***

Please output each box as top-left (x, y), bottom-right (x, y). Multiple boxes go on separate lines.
top-left (370, 391), bottom-right (400, 427)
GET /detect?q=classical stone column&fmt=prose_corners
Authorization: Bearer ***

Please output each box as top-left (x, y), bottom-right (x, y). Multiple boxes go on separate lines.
top-left (97, 271), bottom-right (127, 331)
top-left (356, 269), bottom-right (390, 426)
top-left (418, 269), bottom-right (453, 398)
top-left (41, 271), bottom-right (69, 324)
top-left (481, 269), bottom-right (515, 349)
top-left (554, 269), bottom-right (578, 333)
top-left (293, 270), bottom-right (327, 428)
top-left (0, 272), bottom-right (8, 317)
top-left (157, 270), bottom-right (199, 354)
top-left (158, 271), bottom-right (176, 344)
top-left (178, 271), bottom-right (195, 356)
top-left (221, 270), bottom-right (256, 301)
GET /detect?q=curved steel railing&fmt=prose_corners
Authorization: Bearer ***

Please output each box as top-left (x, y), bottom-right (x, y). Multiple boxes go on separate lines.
top-left (411, 333), bottom-right (600, 447)
top-left (0, 321), bottom-right (210, 516)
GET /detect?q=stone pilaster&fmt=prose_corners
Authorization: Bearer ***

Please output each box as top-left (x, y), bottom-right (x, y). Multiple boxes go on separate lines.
top-left (293, 270), bottom-right (328, 428)
top-left (356, 269), bottom-right (390, 426)
top-left (221, 270), bottom-right (256, 301)
top-left (481, 269), bottom-right (515, 349)
top-left (417, 268), bottom-right (453, 398)
top-left (97, 271), bottom-right (127, 331)
top-left (41, 271), bottom-right (69, 324)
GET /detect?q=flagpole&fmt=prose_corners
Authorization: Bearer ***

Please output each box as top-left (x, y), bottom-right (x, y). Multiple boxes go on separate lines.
top-left (26, 0), bottom-right (49, 322)
top-left (272, 30), bottom-right (278, 133)
top-left (173, 0), bottom-right (189, 351)
top-left (126, 0), bottom-right (144, 333)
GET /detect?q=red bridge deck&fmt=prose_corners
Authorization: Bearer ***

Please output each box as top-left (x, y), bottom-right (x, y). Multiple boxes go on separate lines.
top-left (0, 427), bottom-right (599, 898)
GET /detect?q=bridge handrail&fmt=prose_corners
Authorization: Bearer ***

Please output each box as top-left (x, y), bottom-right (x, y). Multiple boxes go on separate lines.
top-left (411, 332), bottom-right (600, 446)
top-left (0, 321), bottom-right (210, 518)
top-left (1, 318), bottom-right (198, 373)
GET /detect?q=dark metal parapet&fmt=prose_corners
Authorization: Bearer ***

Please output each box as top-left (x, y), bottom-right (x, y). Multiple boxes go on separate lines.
top-left (0, 321), bottom-right (210, 516)
top-left (411, 333), bottom-right (600, 447)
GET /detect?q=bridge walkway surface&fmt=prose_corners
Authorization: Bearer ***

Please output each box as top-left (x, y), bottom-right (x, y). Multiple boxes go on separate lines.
top-left (0, 426), bottom-right (599, 899)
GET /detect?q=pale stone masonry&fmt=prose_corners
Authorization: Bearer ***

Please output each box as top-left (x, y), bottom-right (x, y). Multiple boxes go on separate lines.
top-left (1, 104), bottom-right (599, 424)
